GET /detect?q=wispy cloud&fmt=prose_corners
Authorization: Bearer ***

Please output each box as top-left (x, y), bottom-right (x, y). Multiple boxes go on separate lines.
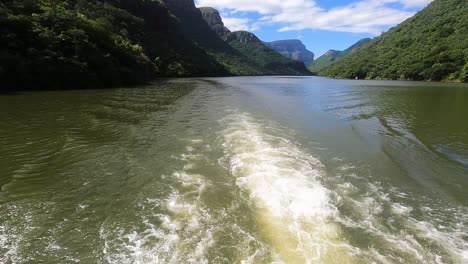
top-left (196, 0), bottom-right (432, 34)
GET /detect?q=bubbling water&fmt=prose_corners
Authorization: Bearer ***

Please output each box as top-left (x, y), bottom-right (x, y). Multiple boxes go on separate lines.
top-left (221, 112), bottom-right (357, 263)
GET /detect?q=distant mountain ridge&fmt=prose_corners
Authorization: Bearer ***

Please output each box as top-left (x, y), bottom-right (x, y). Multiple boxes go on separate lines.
top-left (321, 0), bottom-right (468, 82)
top-left (0, 0), bottom-right (311, 90)
top-left (309, 38), bottom-right (371, 73)
top-left (199, 7), bottom-right (312, 76)
top-left (265, 40), bottom-right (315, 66)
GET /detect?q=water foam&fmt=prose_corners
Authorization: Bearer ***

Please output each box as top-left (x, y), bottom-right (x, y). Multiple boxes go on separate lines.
top-left (99, 138), bottom-right (269, 263)
top-left (100, 172), bottom-right (215, 263)
top-left (221, 112), bottom-right (355, 263)
top-left (334, 174), bottom-right (468, 263)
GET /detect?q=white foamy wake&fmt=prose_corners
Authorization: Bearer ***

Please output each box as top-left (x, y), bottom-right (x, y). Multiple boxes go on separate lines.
top-left (332, 165), bottom-right (468, 263)
top-left (100, 139), bottom-right (268, 263)
top-left (221, 112), bottom-right (356, 263)
top-left (0, 225), bottom-right (15, 263)
top-left (100, 143), bottom-right (217, 263)
top-left (0, 204), bottom-right (34, 264)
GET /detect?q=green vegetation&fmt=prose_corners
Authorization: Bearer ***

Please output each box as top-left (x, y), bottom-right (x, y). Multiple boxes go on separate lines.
top-left (198, 6), bottom-right (311, 76)
top-left (228, 34), bottom-right (312, 75)
top-left (308, 38), bottom-right (371, 73)
top-left (1, 0), bottom-right (149, 89)
top-left (3, 0), bottom-right (464, 89)
top-left (165, 2), bottom-right (266, 75)
top-left (321, 0), bottom-right (468, 82)
top-left (0, 0), bottom-right (229, 90)
top-left (0, 0), bottom-right (310, 90)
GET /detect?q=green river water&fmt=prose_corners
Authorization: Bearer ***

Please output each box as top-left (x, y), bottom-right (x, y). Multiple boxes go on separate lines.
top-left (0, 77), bottom-right (467, 263)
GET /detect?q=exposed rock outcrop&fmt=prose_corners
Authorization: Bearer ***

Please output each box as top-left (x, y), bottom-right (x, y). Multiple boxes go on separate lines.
top-left (265, 40), bottom-right (315, 66)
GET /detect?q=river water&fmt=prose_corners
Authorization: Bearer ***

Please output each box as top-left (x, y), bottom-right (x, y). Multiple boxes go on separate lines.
top-left (0, 77), bottom-right (467, 263)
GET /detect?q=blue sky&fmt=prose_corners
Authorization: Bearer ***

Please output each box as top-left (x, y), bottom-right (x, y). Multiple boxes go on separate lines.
top-left (195, 0), bottom-right (432, 57)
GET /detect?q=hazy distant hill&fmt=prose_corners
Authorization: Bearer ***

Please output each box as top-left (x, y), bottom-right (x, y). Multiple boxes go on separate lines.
top-left (265, 40), bottom-right (315, 66)
top-left (199, 7), bottom-right (311, 75)
top-left (308, 38), bottom-right (371, 73)
top-left (321, 0), bottom-right (468, 82)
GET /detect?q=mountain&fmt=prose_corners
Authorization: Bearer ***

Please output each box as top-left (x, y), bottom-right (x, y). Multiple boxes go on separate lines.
top-left (199, 6), bottom-right (230, 36)
top-left (1, 0), bottom-right (311, 90)
top-left (0, 0), bottom-right (230, 90)
top-left (163, 0), bottom-right (268, 75)
top-left (321, 0), bottom-right (468, 82)
top-left (199, 7), bottom-right (311, 75)
top-left (265, 40), bottom-right (315, 66)
top-left (308, 38), bottom-right (371, 73)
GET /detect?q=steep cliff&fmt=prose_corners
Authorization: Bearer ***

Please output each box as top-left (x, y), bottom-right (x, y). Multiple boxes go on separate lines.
top-left (199, 7), bottom-right (312, 76)
top-left (163, 0), bottom-right (266, 75)
top-left (265, 40), bottom-right (315, 66)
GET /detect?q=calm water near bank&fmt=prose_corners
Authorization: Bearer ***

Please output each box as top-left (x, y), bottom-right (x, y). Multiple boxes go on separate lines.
top-left (1, 77), bottom-right (467, 263)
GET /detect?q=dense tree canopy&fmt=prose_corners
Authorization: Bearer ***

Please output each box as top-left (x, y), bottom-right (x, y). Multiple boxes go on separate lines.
top-left (320, 0), bottom-right (468, 82)
top-left (2, 0), bottom-right (464, 89)
top-left (1, 0), bottom-right (147, 89)
top-left (0, 0), bottom-right (226, 90)
top-left (0, 0), bottom-right (311, 90)
top-left (308, 38), bottom-right (371, 73)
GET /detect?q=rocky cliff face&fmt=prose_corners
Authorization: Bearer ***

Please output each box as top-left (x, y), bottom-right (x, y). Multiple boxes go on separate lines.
top-left (163, 0), bottom-right (268, 75)
top-left (265, 40), bottom-right (315, 66)
top-left (199, 7), bottom-right (223, 27)
top-left (199, 6), bottom-right (312, 76)
top-left (224, 31), bottom-right (261, 44)
top-left (199, 7), bottom-right (261, 44)
top-left (199, 7), bottom-right (230, 36)
top-left (163, 0), bottom-right (199, 14)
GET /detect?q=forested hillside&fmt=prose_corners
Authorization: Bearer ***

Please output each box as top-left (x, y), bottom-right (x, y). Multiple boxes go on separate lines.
top-left (321, 0), bottom-right (468, 82)
top-left (0, 0), bottom-right (227, 90)
top-left (308, 38), bottom-right (371, 73)
top-left (164, 1), bottom-right (267, 75)
top-left (199, 7), bottom-right (311, 75)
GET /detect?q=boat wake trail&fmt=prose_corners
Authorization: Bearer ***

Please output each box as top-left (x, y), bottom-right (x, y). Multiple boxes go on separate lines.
top-left (99, 136), bottom-right (269, 263)
top-left (221, 112), bottom-right (356, 263)
top-left (99, 110), bottom-right (467, 264)
top-left (99, 142), bottom-right (220, 263)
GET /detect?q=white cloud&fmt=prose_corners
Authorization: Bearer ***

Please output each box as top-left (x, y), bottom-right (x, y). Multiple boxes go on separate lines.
top-left (195, 0), bottom-right (432, 34)
top-left (221, 17), bottom-right (252, 31)
top-left (398, 0), bottom-right (433, 8)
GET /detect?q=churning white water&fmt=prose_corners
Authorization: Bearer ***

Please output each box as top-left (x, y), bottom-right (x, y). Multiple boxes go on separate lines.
top-left (1, 78), bottom-right (466, 263)
top-left (221, 112), bottom-right (356, 263)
